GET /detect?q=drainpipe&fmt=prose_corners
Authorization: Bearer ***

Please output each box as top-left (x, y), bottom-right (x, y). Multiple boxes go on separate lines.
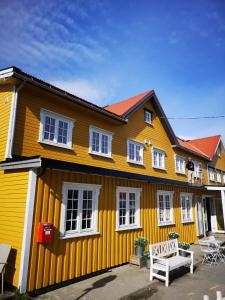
top-left (5, 81), bottom-right (25, 159)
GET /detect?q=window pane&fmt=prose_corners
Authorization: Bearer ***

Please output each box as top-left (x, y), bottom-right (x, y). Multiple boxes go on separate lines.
top-left (129, 143), bottom-right (135, 160)
top-left (136, 145), bottom-right (141, 162)
top-left (119, 192), bottom-right (126, 225)
top-left (58, 120), bottom-right (68, 144)
top-left (129, 193), bottom-right (136, 224)
top-left (92, 132), bottom-right (100, 152)
top-left (44, 116), bottom-right (55, 141)
top-left (82, 190), bottom-right (93, 229)
top-left (101, 134), bottom-right (109, 154)
top-left (65, 189), bottom-right (78, 232)
top-left (159, 195), bottom-right (164, 222)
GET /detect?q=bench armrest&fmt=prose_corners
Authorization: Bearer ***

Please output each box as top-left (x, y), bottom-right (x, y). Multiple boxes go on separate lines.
top-left (178, 248), bottom-right (193, 254)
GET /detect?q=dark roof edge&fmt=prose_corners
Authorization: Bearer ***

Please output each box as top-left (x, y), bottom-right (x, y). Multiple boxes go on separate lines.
top-left (175, 144), bottom-right (211, 161)
top-left (1, 67), bottom-right (126, 124)
top-left (0, 156), bottom-right (206, 189)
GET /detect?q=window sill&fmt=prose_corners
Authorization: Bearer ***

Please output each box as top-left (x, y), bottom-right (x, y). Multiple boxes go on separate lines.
top-left (158, 222), bottom-right (175, 227)
top-left (88, 151), bottom-right (112, 159)
top-left (181, 220), bottom-right (194, 224)
top-left (153, 166), bottom-right (166, 171)
top-left (39, 140), bottom-right (73, 150)
top-left (127, 160), bottom-right (144, 166)
top-left (59, 231), bottom-right (100, 239)
top-left (115, 226), bottom-right (142, 232)
top-left (176, 171), bottom-right (186, 176)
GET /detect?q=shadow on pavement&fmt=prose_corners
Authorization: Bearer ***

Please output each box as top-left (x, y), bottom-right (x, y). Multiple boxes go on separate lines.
top-left (75, 275), bottom-right (117, 300)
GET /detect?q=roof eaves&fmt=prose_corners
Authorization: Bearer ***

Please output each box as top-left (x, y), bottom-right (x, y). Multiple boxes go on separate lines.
top-left (176, 144), bottom-right (210, 161)
top-left (3, 67), bottom-right (126, 124)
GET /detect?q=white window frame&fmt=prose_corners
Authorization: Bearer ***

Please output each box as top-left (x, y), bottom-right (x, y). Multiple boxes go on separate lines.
top-left (216, 170), bottom-right (222, 183)
top-left (157, 190), bottom-right (174, 226)
top-left (127, 139), bottom-right (144, 165)
top-left (193, 161), bottom-right (201, 178)
top-left (208, 167), bottom-right (215, 182)
top-left (60, 182), bottom-right (101, 238)
top-left (39, 109), bottom-right (74, 149)
top-left (116, 186), bottom-right (142, 231)
top-left (174, 154), bottom-right (186, 174)
top-left (144, 110), bottom-right (152, 124)
top-left (223, 173), bottom-right (225, 184)
top-left (89, 126), bottom-right (113, 158)
top-left (152, 148), bottom-right (166, 170)
top-left (180, 192), bottom-right (193, 223)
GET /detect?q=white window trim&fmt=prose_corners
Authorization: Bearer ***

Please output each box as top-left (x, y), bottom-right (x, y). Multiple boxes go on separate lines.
top-left (60, 182), bottom-right (101, 239)
top-left (39, 109), bottom-right (75, 150)
top-left (157, 190), bottom-right (174, 226)
top-left (152, 147), bottom-right (166, 170)
top-left (144, 110), bottom-right (152, 125)
top-left (174, 154), bottom-right (186, 175)
top-left (193, 161), bottom-right (201, 178)
top-left (208, 167), bottom-right (215, 182)
top-left (89, 126), bottom-right (113, 158)
top-left (127, 139), bottom-right (144, 165)
top-left (223, 173), bottom-right (225, 184)
top-left (180, 192), bottom-right (193, 223)
top-left (216, 170), bottom-right (222, 183)
top-left (116, 186), bottom-right (142, 231)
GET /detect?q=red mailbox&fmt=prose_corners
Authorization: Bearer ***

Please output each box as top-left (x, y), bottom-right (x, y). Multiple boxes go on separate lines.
top-left (37, 222), bottom-right (53, 243)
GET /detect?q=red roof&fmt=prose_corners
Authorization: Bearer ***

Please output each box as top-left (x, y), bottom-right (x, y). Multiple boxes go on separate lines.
top-left (105, 90), bottom-right (153, 116)
top-left (178, 135), bottom-right (221, 159)
top-left (188, 135), bottom-right (221, 160)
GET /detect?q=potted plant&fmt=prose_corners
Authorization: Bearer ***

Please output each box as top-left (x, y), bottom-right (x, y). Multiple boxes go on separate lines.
top-left (168, 231), bottom-right (179, 240)
top-left (134, 237), bottom-right (148, 257)
top-left (143, 250), bottom-right (151, 269)
top-left (178, 242), bottom-right (190, 256)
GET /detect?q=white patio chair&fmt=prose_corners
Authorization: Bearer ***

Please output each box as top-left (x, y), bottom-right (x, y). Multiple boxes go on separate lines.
top-left (0, 244), bottom-right (11, 295)
top-left (199, 241), bottom-right (218, 266)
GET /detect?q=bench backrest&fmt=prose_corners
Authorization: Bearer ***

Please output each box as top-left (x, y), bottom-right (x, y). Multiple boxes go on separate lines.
top-left (149, 239), bottom-right (178, 258)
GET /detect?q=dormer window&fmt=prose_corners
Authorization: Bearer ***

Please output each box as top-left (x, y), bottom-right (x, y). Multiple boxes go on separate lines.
top-left (144, 109), bottom-right (152, 124)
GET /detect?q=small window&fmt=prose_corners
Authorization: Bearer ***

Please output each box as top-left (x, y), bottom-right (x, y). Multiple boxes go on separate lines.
top-left (152, 148), bottom-right (165, 170)
top-left (180, 193), bottom-right (193, 223)
top-left (216, 170), bottom-right (222, 183)
top-left (116, 186), bottom-right (142, 231)
top-left (89, 126), bottom-right (112, 158)
top-left (127, 139), bottom-right (144, 165)
top-left (193, 161), bottom-right (202, 178)
top-left (157, 191), bottom-right (174, 226)
top-left (60, 182), bottom-right (101, 238)
top-left (40, 109), bottom-right (74, 149)
top-left (144, 110), bottom-right (152, 124)
top-left (175, 155), bottom-right (185, 174)
top-left (208, 168), bottom-right (215, 181)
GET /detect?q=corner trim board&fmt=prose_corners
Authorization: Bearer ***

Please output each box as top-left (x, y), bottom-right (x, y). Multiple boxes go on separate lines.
top-left (18, 169), bottom-right (37, 293)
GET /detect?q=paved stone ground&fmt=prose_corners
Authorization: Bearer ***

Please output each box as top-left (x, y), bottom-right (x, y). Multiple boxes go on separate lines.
top-left (34, 235), bottom-right (225, 300)
top-left (1, 234), bottom-right (225, 300)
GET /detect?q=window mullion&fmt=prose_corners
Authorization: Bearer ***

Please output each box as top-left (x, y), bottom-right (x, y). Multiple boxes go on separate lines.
top-left (78, 189), bottom-right (82, 233)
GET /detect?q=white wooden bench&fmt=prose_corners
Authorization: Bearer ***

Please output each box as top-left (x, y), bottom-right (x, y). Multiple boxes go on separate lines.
top-left (149, 239), bottom-right (194, 287)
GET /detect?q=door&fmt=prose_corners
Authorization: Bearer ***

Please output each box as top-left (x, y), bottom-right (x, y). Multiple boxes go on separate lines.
top-left (195, 196), bottom-right (204, 236)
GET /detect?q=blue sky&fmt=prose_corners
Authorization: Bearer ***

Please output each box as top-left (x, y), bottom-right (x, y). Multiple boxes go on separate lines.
top-left (0, 0), bottom-right (225, 140)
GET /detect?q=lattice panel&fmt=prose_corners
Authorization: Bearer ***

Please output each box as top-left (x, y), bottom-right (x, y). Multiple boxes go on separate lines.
top-left (150, 239), bottom-right (178, 257)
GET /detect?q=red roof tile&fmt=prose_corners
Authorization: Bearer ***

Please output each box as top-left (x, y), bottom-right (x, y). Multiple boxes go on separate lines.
top-left (188, 135), bottom-right (221, 160)
top-left (105, 90), bottom-right (153, 116)
top-left (177, 135), bottom-right (221, 159)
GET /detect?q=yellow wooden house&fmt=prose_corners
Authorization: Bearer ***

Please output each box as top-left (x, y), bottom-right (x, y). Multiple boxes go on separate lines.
top-left (0, 66), bottom-right (224, 293)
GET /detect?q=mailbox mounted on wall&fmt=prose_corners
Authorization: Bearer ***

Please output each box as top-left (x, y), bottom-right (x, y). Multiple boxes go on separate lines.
top-left (37, 222), bottom-right (53, 243)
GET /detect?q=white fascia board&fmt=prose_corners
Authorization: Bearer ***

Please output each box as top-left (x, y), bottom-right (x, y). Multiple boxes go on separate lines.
top-left (205, 186), bottom-right (225, 191)
top-left (0, 158), bottom-right (42, 170)
top-left (0, 68), bottom-right (14, 79)
top-left (18, 169), bottom-right (37, 293)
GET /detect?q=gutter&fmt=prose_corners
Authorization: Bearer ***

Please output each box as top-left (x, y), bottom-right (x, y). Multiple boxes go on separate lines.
top-left (0, 157), bottom-right (42, 170)
top-left (5, 81), bottom-right (26, 159)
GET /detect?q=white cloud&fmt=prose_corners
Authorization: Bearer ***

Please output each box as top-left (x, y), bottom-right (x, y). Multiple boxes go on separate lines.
top-left (51, 78), bottom-right (120, 106)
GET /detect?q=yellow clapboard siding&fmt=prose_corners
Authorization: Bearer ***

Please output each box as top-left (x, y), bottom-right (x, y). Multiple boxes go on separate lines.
top-left (27, 169), bottom-right (201, 291)
top-left (0, 85), bottom-right (14, 160)
top-left (12, 85), bottom-right (212, 185)
top-left (0, 169), bottom-right (29, 287)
